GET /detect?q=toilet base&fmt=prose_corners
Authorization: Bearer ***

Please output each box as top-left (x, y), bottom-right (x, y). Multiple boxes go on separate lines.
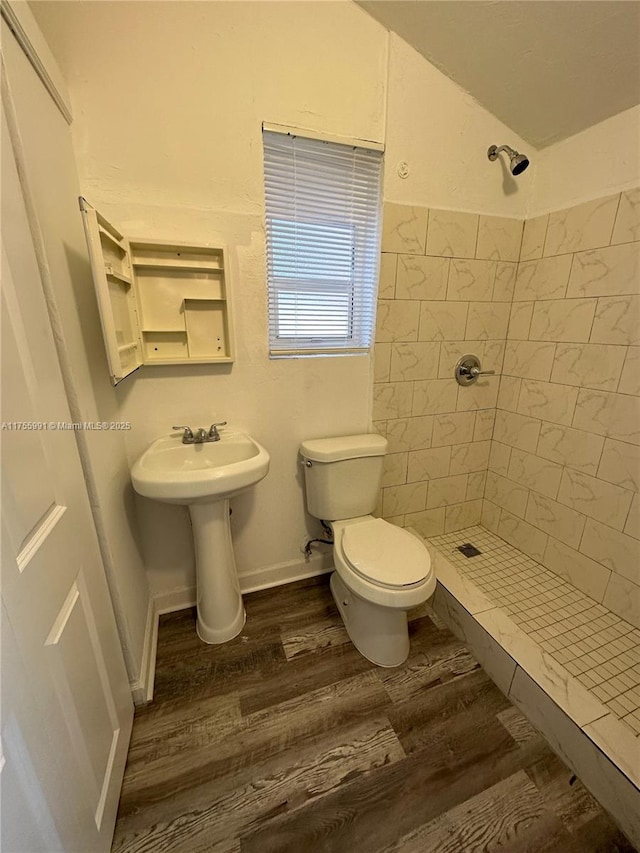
top-left (330, 572), bottom-right (410, 667)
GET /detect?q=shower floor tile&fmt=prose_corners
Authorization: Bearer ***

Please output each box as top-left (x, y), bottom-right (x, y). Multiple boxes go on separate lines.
top-left (110, 576), bottom-right (634, 853)
top-left (429, 525), bottom-right (640, 739)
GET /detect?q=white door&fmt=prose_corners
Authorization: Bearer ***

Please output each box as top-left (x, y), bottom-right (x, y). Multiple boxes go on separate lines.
top-left (1, 95), bottom-right (133, 852)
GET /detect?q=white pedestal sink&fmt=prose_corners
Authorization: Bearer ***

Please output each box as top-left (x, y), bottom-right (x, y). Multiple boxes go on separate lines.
top-left (131, 430), bottom-right (270, 643)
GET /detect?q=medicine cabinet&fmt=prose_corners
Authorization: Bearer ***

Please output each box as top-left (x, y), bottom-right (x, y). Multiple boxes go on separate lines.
top-left (79, 197), bottom-right (234, 385)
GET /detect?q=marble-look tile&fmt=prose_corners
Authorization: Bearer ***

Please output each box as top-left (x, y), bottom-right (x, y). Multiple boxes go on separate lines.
top-left (497, 375), bottom-right (521, 413)
top-left (481, 339), bottom-right (505, 374)
top-left (373, 382), bottom-right (413, 420)
top-left (618, 347), bottom-right (640, 396)
top-left (476, 614), bottom-right (608, 728)
top-left (449, 440), bottom-right (490, 476)
top-left (481, 498), bottom-right (501, 533)
top-left (434, 589), bottom-right (517, 697)
top-left (507, 302), bottom-right (533, 341)
top-left (611, 188), bottom-right (640, 245)
top-left (465, 302), bottom-right (510, 340)
top-left (520, 215), bottom-right (548, 261)
top-left (456, 378), bottom-right (499, 413)
top-left (493, 409), bottom-right (541, 453)
top-left (426, 209), bottom-right (478, 259)
top-left (375, 299), bottom-right (420, 342)
top-left (418, 301), bottom-right (468, 341)
top-left (583, 714), bottom-right (640, 789)
top-left (384, 416), bottom-right (433, 452)
top-left (407, 446), bottom-right (451, 483)
top-left (573, 388), bottom-right (640, 445)
top-left (503, 340), bottom-right (556, 381)
top-left (476, 215), bottom-right (522, 262)
top-left (509, 667), bottom-right (640, 847)
top-left (382, 453), bottom-right (408, 488)
top-left (431, 564), bottom-right (494, 617)
top-left (590, 295), bottom-right (640, 346)
top-left (473, 408), bottom-right (495, 441)
top-left (382, 482), bottom-right (428, 516)
top-left (597, 438), bottom-right (640, 493)
top-left (466, 471), bottom-right (486, 500)
top-left (382, 203), bottom-right (428, 254)
top-left (431, 411), bottom-right (476, 448)
top-left (395, 254), bottom-right (449, 301)
top-left (529, 298), bottom-right (597, 343)
top-left (514, 255), bottom-right (572, 301)
top-left (389, 342), bottom-right (440, 382)
top-left (447, 259), bottom-right (496, 301)
top-left (507, 448), bottom-right (563, 500)
top-left (544, 194), bottom-right (619, 257)
top-left (489, 441), bottom-right (511, 476)
top-left (625, 493), bottom-right (639, 541)
top-left (373, 343), bottom-right (392, 383)
top-left (444, 500), bottom-right (483, 532)
top-left (404, 507), bottom-right (445, 538)
top-left (525, 491), bottom-right (586, 549)
top-left (602, 574), bottom-right (640, 630)
top-left (492, 262), bottom-right (517, 301)
top-left (484, 470), bottom-right (529, 517)
top-left (426, 474), bottom-right (468, 509)
top-left (518, 379), bottom-right (578, 427)
top-left (498, 510), bottom-right (548, 562)
top-left (536, 422), bottom-right (605, 476)
top-left (551, 343), bottom-right (627, 392)
top-left (412, 378), bottom-right (458, 416)
top-left (542, 537), bottom-right (611, 602)
top-left (567, 242), bottom-right (640, 298)
top-left (378, 252), bottom-right (397, 299)
top-left (580, 519), bottom-right (640, 586)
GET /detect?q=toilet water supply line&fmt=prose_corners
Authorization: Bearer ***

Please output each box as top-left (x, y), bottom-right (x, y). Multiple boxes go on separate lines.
top-left (303, 520), bottom-right (333, 558)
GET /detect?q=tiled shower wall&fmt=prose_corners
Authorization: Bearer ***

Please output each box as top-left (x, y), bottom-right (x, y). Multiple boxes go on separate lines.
top-left (484, 188), bottom-right (640, 630)
top-left (374, 188), bottom-right (640, 629)
top-left (373, 204), bottom-right (522, 536)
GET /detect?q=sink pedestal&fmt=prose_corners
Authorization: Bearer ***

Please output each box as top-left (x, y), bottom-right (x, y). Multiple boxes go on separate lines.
top-left (189, 500), bottom-right (245, 644)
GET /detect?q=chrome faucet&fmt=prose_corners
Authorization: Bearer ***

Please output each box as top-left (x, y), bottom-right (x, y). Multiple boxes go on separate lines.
top-left (173, 422), bottom-right (227, 444)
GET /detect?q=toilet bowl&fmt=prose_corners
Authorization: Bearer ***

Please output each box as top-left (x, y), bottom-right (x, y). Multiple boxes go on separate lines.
top-left (329, 516), bottom-right (436, 667)
top-left (300, 433), bottom-right (435, 667)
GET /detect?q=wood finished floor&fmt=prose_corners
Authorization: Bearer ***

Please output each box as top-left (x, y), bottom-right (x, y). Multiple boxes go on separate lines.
top-left (112, 576), bottom-right (637, 853)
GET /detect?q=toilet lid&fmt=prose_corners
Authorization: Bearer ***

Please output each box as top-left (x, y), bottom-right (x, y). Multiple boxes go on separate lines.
top-left (341, 518), bottom-right (431, 588)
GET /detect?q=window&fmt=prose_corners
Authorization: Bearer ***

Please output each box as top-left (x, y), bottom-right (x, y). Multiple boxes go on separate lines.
top-left (262, 127), bottom-right (383, 357)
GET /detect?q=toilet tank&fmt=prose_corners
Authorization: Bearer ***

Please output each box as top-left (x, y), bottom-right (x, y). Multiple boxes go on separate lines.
top-left (300, 434), bottom-right (387, 520)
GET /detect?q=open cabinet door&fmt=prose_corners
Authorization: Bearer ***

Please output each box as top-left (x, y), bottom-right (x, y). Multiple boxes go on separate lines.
top-left (79, 197), bottom-right (142, 384)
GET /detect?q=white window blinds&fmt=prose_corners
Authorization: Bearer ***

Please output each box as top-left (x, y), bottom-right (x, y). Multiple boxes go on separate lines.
top-left (263, 129), bottom-right (383, 357)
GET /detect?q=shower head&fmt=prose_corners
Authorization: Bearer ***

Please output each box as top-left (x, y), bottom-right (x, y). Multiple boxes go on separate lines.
top-left (488, 144), bottom-right (530, 176)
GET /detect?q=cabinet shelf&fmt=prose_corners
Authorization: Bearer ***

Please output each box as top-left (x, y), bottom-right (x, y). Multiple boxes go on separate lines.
top-left (80, 198), bottom-right (235, 385)
top-left (132, 262), bottom-right (224, 273)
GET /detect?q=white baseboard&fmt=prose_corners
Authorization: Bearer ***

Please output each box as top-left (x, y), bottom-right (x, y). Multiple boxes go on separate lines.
top-left (130, 597), bottom-right (159, 705)
top-left (154, 585), bottom-right (197, 616)
top-left (239, 551), bottom-right (333, 594)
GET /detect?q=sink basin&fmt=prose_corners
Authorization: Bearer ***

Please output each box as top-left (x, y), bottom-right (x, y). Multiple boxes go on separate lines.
top-left (131, 428), bottom-right (270, 645)
top-left (131, 430), bottom-right (270, 504)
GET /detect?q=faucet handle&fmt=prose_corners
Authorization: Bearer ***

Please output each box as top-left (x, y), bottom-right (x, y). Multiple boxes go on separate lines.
top-left (172, 425), bottom-right (194, 441)
top-left (208, 421), bottom-right (227, 438)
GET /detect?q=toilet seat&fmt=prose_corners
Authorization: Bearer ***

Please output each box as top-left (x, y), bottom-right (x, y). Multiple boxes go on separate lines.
top-left (341, 518), bottom-right (431, 589)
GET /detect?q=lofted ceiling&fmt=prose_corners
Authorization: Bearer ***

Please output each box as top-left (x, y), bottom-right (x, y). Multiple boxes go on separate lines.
top-left (356, 0), bottom-right (640, 148)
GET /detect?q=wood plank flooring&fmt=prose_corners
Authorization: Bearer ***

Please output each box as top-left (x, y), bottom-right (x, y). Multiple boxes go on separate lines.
top-left (112, 575), bottom-right (637, 853)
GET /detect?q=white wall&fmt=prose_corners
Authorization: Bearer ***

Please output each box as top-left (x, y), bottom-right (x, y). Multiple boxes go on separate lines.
top-left (31, 0), bottom-right (387, 599)
top-left (529, 106), bottom-right (640, 216)
top-left (383, 34), bottom-right (533, 218)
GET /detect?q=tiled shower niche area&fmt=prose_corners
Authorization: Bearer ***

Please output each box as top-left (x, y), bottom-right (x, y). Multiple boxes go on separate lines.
top-left (374, 189), bottom-right (640, 842)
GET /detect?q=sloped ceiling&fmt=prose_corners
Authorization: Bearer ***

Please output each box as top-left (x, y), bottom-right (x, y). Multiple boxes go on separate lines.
top-left (356, 1), bottom-right (640, 148)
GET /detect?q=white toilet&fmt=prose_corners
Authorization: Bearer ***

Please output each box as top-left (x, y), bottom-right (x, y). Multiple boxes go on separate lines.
top-left (300, 433), bottom-right (436, 667)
